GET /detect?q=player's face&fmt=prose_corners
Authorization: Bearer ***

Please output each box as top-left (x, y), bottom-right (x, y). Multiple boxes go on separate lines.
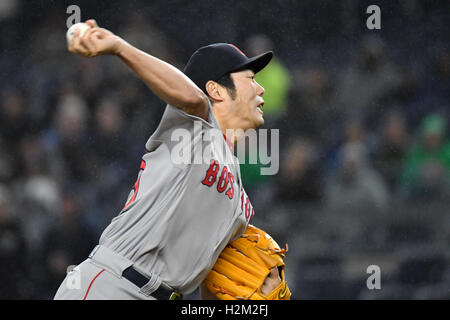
top-left (229, 69), bottom-right (265, 130)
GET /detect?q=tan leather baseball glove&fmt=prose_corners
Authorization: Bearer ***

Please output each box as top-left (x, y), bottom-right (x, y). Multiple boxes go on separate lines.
top-left (203, 225), bottom-right (291, 300)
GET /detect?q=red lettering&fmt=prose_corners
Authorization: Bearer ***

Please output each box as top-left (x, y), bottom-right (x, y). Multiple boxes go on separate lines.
top-left (202, 160), bottom-right (235, 200)
top-left (241, 187), bottom-right (244, 211)
top-left (202, 160), bottom-right (220, 186)
top-left (245, 197), bottom-right (251, 220)
top-left (240, 188), bottom-right (255, 222)
top-left (217, 166), bottom-right (229, 193)
top-left (122, 160), bottom-right (146, 211)
top-left (225, 172), bottom-right (235, 199)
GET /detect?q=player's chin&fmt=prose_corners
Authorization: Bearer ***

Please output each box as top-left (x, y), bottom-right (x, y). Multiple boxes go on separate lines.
top-left (253, 112), bottom-right (264, 128)
top-left (255, 118), bottom-right (264, 129)
top-left (243, 113), bottom-right (264, 131)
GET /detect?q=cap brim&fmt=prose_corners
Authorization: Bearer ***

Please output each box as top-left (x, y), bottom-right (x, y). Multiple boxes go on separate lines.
top-left (232, 51), bottom-right (273, 74)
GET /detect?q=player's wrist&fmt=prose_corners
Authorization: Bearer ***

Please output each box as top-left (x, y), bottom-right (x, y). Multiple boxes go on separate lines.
top-left (113, 37), bottom-right (129, 56)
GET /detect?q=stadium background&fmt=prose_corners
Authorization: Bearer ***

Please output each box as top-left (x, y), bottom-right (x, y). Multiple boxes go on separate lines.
top-left (0, 0), bottom-right (448, 299)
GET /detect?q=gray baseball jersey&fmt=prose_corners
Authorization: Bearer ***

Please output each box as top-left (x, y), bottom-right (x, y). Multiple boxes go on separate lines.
top-left (97, 98), bottom-right (255, 295)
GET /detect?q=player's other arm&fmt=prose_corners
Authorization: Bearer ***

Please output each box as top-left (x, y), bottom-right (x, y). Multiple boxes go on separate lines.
top-left (68, 20), bottom-right (208, 119)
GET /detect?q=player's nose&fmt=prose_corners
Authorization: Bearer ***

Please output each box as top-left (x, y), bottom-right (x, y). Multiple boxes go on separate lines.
top-left (256, 81), bottom-right (265, 97)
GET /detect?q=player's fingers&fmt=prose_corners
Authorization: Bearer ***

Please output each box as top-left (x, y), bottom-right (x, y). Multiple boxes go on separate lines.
top-left (79, 27), bottom-right (101, 56)
top-left (261, 267), bottom-right (281, 295)
top-left (85, 19), bottom-right (99, 28)
top-left (68, 29), bottom-right (90, 56)
top-left (80, 27), bottom-right (104, 45)
top-left (90, 28), bottom-right (110, 40)
top-left (72, 34), bottom-right (91, 57)
top-left (83, 35), bottom-right (99, 57)
top-left (91, 30), bottom-right (103, 39)
top-left (83, 27), bottom-right (97, 37)
top-left (79, 39), bottom-right (95, 57)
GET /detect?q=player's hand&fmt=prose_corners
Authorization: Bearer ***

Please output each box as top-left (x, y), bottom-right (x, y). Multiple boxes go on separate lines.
top-left (261, 267), bottom-right (282, 295)
top-left (68, 19), bottom-right (125, 57)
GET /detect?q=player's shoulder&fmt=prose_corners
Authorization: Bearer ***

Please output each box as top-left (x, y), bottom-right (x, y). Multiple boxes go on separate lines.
top-left (143, 98), bottom-right (220, 154)
top-left (163, 97), bottom-right (220, 130)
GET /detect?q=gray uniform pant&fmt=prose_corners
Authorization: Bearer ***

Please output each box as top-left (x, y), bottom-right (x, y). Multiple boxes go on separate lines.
top-left (54, 245), bottom-right (157, 300)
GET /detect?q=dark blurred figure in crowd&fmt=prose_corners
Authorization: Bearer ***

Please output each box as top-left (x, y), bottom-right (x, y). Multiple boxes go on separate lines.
top-left (118, 75), bottom-right (167, 151)
top-left (373, 111), bottom-right (410, 193)
top-left (325, 137), bottom-right (389, 212)
top-left (0, 184), bottom-right (30, 299)
top-left (0, 88), bottom-right (30, 182)
top-left (332, 35), bottom-right (405, 127)
top-left (431, 48), bottom-right (450, 105)
top-left (38, 192), bottom-right (97, 299)
top-left (285, 65), bottom-right (332, 146)
top-left (118, 10), bottom-right (174, 65)
top-left (323, 138), bottom-right (389, 248)
top-left (0, 88), bottom-right (30, 145)
top-left (44, 90), bottom-right (95, 184)
top-left (276, 136), bottom-right (323, 204)
top-left (0, 137), bottom-right (17, 183)
top-left (422, 48), bottom-right (450, 119)
top-left (15, 135), bottom-right (62, 253)
top-left (90, 95), bottom-right (128, 164)
top-left (401, 113), bottom-right (450, 200)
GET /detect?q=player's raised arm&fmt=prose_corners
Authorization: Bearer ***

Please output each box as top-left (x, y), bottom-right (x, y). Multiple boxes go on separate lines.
top-left (67, 20), bottom-right (209, 119)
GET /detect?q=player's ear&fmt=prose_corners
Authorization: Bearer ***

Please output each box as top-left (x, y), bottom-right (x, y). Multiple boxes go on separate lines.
top-left (205, 80), bottom-right (224, 103)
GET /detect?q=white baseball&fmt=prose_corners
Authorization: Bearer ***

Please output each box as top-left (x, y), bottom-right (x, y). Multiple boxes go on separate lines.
top-left (66, 22), bottom-right (90, 46)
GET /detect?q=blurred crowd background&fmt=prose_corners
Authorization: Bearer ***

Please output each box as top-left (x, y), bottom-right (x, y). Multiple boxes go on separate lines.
top-left (0, 0), bottom-right (448, 299)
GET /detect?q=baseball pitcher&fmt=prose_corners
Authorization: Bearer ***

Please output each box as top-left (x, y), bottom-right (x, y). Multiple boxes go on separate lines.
top-left (54, 19), bottom-right (290, 300)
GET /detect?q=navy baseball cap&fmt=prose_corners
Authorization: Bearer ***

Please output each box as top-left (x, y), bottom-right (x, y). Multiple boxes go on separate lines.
top-left (184, 43), bottom-right (273, 93)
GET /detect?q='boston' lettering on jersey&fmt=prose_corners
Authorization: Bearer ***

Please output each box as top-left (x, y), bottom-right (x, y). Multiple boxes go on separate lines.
top-left (202, 159), bottom-right (254, 222)
top-left (201, 159), bottom-right (235, 200)
top-left (240, 186), bottom-right (255, 222)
